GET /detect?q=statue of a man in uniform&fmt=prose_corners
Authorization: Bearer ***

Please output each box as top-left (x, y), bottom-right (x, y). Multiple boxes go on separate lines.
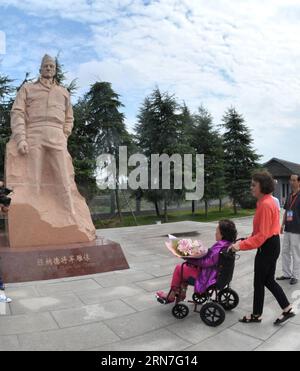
top-left (10, 54), bottom-right (75, 214)
top-left (6, 55), bottom-right (96, 247)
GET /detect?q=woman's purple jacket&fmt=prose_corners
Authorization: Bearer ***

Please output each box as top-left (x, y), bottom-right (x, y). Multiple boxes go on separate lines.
top-left (187, 240), bottom-right (232, 294)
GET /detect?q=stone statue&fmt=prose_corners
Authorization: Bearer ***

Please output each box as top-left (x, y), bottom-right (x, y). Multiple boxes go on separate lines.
top-left (5, 55), bottom-right (96, 247)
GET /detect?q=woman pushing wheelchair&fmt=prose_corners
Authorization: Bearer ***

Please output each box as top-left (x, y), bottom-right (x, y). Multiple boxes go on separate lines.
top-left (156, 171), bottom-right (296, 326)
top-left (231, 171), bottom-right (295, 325)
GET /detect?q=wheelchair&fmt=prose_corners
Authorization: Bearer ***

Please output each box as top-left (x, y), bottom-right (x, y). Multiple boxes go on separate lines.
top-left (169, 248), bottom-right (239, 327)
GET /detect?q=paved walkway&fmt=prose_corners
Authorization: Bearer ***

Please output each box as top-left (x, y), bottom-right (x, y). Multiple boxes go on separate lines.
top-left (0, 218), bottom-right (299, 351)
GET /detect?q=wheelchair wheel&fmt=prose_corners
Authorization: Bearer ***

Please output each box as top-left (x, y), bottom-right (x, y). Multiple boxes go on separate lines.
top-left (200, 303), bottom-right (225, 327)
top-left (192, 293), bottom-right (207, 305)
top-left (217, 288), bottom-right (239, 311)
top-left (172, 304), bottom-right (189, 319)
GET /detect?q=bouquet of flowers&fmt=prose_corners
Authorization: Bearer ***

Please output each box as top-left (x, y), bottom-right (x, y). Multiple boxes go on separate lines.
top-left (165, 235), bottom-right (208, 259)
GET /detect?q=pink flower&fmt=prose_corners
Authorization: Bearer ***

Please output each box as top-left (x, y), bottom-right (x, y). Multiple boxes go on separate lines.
top-left (191, 240), bottom-right (207, 256)
top-left (177, 239), bottom-right (193, 256)
top-left (169, 238), bottom-right (208, 258)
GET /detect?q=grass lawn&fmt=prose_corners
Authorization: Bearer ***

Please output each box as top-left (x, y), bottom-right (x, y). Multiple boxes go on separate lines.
top-left (94, 207), bottom-right (255, 229)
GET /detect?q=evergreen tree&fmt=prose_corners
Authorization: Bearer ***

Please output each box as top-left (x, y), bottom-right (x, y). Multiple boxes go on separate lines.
top-left (0, 73), bottom-right (13, 178)
top-left (0, 74), bottom-right (13, 97)
top-left (221, 107), bottom-right (261, 214)
top-left (68, 98), bottom-right (98, 201)
top-left (180, 103), bottom-right (198, 215)
top-left (135, 88), bottom-right (193, 222)
top-left (0, 69), bottom-right (36, 179)
top-left (83, 81), bottom-right (134, 221)
top-left (54, 56), bottom-right (96, 202)
top-left (55, 56), bottom-right (78, 95)
top-left (191, 106), bottom-right (225, 217)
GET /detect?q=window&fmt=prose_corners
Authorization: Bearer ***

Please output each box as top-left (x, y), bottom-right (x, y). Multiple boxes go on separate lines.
top-left (282, 183), bottom-right (286, 198)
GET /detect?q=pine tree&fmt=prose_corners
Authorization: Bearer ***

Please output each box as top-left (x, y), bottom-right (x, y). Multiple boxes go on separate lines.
top-left (54, 56), bottom-right (78, 95)
top-left (180, 103), bottom-right (198, 215)
top-left (221, 107), bottom-right (261, 214)
top-left (135, 88), bottom-right (193, 222)
top-left (54, 56), bottom-right (97, 201)
top-left (83, 81), bottom-right (134, 221)
top-left (0, 75), bottom-right (13, 97)
top-left (191, 106), bottom-right (225, 217)
top-left (0, 73), bottom-right (13, 178)
top-left (68, 98), bottom-right (98, 201)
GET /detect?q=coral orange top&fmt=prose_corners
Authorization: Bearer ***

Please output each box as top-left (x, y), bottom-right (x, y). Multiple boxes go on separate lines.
top-left (240, 194), bottom-right (280, 251)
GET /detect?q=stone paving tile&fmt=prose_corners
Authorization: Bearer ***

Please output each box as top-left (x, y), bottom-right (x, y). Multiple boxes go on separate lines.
top-left (59, 271), bottom-right (125, 282)
top-left (9, 292), bottom-right (83, 315)
top-left (89, 329), bottom-right (191, 351)
top-left (6, 279), bottom-right (63, 289)
top-left (0, 335), bottom-right (20, 351)
top-left (121, 288), bottom-right (169, 312)
top-left (145, 264), bottom-right (179, 278)
top-left (7, 275), bottom-right (106, 289)
top-left (234, 261), bottom-right (256, 279)
top-left (94, 271), bottom-right (154, 287)
top-left (18, 322), bottom-right (120, 351)
top-left (167, 306), bottom-right (245, 345)
top-left (121, 248), bottom-right (158, 257)
top-left (279, 283), bottom-right (300, 315)
top-left (51, 300), bottom-right (136, 328)
top-left (232, 279), bottom-right (274, 312)
top-left (131, 256), bottom-right (179, 267)
top-left (0, 301), bottom-right (12, 316)
top-left (77, 285), bottom-right (146, 305)
top-left (135, 276), bottom-right (173, 292)
top-left (255, 323), bottom-right (300, 351)
top-left (231, 304), bottom-right (284, 341)
top-left (0, 312), bottom-right (58, 336)
top-left (5, 276), bottom-right (108, 290)
top-left (104, 306), bottom-right (178, 340)
top-left (5, 286), bottom-right (40, 300)
top-left (185, 328), bottom-right (263, 351)
top-left (35, 278), bottom-right (101, 296)
top-left (127, 254), bottom-right (169, 264)
top-left (129, 261), bottom-right (177, 273)
top-left (290, 314), bottom-right (300, 326)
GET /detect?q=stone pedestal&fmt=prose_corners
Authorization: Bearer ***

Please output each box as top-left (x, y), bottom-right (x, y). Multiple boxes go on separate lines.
top-left (0, 234), bottom-right (129, 283)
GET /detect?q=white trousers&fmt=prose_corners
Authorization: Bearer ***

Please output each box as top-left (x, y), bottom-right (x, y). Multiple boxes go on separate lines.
top-left (282, 232), bottom-right (300, 279)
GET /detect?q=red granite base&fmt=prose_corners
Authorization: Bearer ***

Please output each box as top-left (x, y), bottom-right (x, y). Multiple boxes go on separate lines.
top-left (0, 234), bottom-right (129, 283)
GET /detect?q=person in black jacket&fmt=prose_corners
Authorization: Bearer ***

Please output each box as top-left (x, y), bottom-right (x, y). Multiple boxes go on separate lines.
top-left (0, 181), bottom-right (12, 303)
top-left (277, 174), bottom-right (300, 285)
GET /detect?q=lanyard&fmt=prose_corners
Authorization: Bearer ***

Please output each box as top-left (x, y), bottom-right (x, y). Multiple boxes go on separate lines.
top-left (288, 192), bottom-right (300, 210)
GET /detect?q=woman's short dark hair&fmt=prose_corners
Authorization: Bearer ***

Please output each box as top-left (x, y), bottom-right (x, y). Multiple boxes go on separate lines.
top-left (290, 174), bottom-right (300, 182)
top-left (219, 219), bottom-right (237, 243)
top-left (252, 171), bottom-right (275, 194)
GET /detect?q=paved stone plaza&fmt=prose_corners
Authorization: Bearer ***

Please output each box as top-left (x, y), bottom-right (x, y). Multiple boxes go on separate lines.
top-left (0, 217), bottom-right (299, 351)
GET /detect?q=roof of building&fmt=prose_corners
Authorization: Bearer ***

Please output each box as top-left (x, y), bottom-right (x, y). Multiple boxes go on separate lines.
top-left (264, 158), bottom-right (300, 177)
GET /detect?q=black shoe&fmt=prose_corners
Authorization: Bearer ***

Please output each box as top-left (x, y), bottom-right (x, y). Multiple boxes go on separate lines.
top-left (276, 276), bottom-right (291, 281)
top-left (290, 278), bottom-right (299, 285)
top-left (274, 308), bottom-right (296, 326)
top-left (0, 283), bottom-right (5, 291)
top-left (239, 314), bottom-right (262, 324)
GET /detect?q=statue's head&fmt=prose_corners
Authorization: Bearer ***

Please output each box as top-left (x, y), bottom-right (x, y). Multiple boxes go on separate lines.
top-left (39, 54), bottom-right (56, 80)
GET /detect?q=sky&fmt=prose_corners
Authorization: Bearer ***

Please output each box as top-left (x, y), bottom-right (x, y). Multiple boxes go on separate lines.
top-left (1, 0), bottom-right (300, 163)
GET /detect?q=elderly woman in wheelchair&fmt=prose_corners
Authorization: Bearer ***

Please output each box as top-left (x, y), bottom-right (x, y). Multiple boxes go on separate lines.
top-left (156, 219), bottom-right (240, 327)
